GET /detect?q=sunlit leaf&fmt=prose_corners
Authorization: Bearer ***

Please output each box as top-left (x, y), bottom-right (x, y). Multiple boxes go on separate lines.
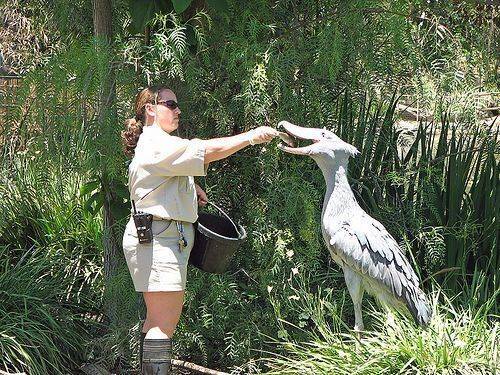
top-left (79, 179), bottom-right (100, 196)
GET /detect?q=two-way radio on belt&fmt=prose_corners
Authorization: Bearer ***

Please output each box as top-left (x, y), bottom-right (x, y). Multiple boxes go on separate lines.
top-left (131, 179), bottom-right (186, 250)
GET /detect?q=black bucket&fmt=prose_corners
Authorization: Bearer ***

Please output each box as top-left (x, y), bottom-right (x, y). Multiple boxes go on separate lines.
top-left (189, 202), bottom-right (247, 273)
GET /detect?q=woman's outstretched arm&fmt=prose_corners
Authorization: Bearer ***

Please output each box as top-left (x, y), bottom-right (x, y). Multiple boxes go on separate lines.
top-left (202, 126), bottom-right (278, 163)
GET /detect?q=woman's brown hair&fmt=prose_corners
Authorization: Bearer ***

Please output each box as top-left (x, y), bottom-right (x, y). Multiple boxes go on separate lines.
top-left (121, 85), bottom-right (170, 157)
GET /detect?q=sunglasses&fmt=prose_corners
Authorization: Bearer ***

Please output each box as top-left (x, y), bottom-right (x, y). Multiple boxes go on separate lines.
top-left (157, 100), bottom-right (179, 110)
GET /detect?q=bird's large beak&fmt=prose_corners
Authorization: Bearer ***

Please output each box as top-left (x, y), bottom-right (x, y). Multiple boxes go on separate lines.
top-left (277, 120), bottom-right (320, 155)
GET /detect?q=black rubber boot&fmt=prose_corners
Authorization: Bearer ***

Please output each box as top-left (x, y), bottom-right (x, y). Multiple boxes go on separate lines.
top-left (141, 338), bottom-right (172, 375)
top-left (139, 332), bottom-right (147, 366)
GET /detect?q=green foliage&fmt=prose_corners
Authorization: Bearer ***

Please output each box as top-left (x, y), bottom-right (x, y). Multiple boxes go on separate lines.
top-left (85, 263), bottom-right (139, 370)
top-left (126, 0), bottom-right (226, 35)
top-left (402, 119), bottom-right (499, 299)
top-left (0, 1), bottom-right (498, 373)
top-left (0, 243), bottom-right (96, 374)
top-left (265, 285), bottom-right (499, 375)
top-left (128, 0), bottom-right (172, 33)
top-left (2, 39), bottom-right (135, 226)
top-left (0, 39), bottom-right (134, 372)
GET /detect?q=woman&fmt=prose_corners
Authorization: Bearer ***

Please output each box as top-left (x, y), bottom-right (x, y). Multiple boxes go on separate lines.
top-left (121, 85), bottom-right (278, 374)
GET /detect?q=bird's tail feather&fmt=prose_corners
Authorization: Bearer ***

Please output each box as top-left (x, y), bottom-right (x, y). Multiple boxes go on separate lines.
top-left (405, 287), bottom-right (432, 327)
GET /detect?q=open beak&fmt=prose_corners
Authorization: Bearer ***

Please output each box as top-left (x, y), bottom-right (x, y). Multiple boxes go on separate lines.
top-left (277, 120), bottom-right (320, 155)
top-left (277, 131), bottom-right (295, 147)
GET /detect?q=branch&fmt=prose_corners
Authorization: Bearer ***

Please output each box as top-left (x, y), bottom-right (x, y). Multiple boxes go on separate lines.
top-left (172, 359), bottom-right (230, 375)
top-left (422, 267), bottom-right (460, 284)
top-left (361, 7), bottom-right (413, 19)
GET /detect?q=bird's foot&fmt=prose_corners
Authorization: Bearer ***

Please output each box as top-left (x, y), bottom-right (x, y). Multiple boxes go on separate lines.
top-left (353, 324), bottom-right (364, 341)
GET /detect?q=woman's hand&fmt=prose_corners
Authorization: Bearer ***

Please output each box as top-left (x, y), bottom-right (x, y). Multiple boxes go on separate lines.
top-left (195, 184), bottom-right (208, 207)
top-left (247, 126), bottom-right (280, 145)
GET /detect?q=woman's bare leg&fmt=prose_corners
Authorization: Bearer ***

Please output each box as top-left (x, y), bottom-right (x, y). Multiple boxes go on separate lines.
top-left (142, 291), bottom-right (185, 338)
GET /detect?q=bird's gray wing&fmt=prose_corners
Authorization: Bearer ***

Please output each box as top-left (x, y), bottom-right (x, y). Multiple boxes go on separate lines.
top-left (329, 214), bottom-right (431, 325)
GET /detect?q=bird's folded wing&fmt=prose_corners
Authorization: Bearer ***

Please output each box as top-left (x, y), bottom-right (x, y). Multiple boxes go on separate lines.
top-left (329, 216), bottom-right (421, 298)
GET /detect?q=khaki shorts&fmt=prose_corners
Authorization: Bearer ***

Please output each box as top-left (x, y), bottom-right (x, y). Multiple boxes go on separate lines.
top-left (122, 217), bottom-right (195, 292)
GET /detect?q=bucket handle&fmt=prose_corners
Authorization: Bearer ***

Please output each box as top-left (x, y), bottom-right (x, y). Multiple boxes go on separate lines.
top-left (206, 201), bottom-right (242, 238)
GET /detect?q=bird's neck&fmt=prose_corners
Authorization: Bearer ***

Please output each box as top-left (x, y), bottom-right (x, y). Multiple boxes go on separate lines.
top-left (318, 160), bottom-right (359, 220)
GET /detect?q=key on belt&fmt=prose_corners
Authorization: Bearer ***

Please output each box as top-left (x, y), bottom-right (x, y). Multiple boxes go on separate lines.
top-left (175, 221), bottom-right (187, 250)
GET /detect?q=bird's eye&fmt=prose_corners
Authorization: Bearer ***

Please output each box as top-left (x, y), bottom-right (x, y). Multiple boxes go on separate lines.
top-left (321, 132), bottom-right (326, 137)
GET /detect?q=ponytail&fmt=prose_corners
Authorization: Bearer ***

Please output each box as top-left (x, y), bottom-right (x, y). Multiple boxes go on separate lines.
top-left (121, 117), bottom-right (144, 157)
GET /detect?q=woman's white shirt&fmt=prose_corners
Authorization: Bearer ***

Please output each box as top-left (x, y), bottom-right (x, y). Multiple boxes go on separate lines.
top-left (128, 122), bottom-right (206, 223)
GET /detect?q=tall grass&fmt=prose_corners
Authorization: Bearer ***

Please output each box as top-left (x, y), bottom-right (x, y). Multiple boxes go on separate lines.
top-left (0, 151), bottom-right (104, 373)
top-left (0, 244), bottom-right (94, 374)
top-left (0, 151), bottom-right (103, 293)
top-left (264, 285), bottom-right (499, 375)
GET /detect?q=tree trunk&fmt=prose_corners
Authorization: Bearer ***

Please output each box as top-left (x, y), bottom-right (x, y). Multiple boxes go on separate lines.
top-left (93, 0), bottom-right (113, 43)
top-left (92, 0), bottom-right (119, 323)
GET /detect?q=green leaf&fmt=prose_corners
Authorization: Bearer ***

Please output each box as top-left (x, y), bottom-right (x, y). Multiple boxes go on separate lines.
top-left (277, 329), bottom-right (289, 340)
top-left (79, 180), bottom-right (100, 196)
top-left (171, 0), bottom-right (192, 13)
top-left (92, 193), bottom-right (105, 215)
top-left (298, 312), bottom-right (310, 320)
top-left (206, 0), bottom-right (229, 13)
top-left (83, 191), bottom-right (104, 216)
top-left (129, 0), bottom-right (159, 33)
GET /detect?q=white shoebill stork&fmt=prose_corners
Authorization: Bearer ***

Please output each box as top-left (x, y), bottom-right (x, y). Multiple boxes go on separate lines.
top-left (278, 121), bottom-right (431, 331)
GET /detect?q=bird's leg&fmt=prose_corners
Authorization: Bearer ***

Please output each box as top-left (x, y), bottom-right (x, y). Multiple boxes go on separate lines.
top-left (377, 298), bottom-right (397, 330)
top-left (354, 301), bottom-right (364, 333)
top-left (342, 266), bottom-right (365, 335)
top-left (385, 309), bottom-right (396, 329)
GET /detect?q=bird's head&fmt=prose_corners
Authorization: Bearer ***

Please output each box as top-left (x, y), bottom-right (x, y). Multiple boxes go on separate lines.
top-left (278, 121), bottom-right (359, 163)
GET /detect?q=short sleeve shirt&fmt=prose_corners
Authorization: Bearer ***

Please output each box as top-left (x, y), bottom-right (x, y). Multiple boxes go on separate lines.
top-left (128, 123), bottom-right (207, 223)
